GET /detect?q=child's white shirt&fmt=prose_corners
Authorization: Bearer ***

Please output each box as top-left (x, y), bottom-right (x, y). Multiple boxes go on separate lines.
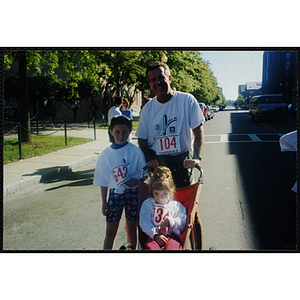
top-left (139, 197), bottom-right (187, 240)
top-left (93, 143), bottom-right (146, 193)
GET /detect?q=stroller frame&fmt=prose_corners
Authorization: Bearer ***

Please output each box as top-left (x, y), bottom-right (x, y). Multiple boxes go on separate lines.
top-left (138, 165), bottom-right (203, 250)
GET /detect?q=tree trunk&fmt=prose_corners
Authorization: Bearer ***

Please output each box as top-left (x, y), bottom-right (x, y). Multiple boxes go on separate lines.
top-left (19, 51), bottom-right (31, 143)
top-left (73, 107), bottom-right (77, 121)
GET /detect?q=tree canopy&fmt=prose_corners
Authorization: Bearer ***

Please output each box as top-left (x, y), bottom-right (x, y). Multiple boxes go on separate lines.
top-left (4, 49), bottom-right (226, 141)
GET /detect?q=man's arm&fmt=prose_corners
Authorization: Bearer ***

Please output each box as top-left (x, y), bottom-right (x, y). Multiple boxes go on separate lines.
top-left (192, 124), bottom-right (204, 158)
top-left (183, 124), bottom-right (204, 169)
top-left (138, 138), bottom-right (159, 169)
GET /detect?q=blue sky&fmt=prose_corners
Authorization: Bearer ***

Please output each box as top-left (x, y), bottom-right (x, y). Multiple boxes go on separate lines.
top-left (200, 51), bottom-right (264, 101)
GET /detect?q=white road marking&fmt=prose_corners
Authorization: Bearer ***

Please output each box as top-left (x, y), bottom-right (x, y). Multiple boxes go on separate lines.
top-left (204, 133), bottom-right (281, 144)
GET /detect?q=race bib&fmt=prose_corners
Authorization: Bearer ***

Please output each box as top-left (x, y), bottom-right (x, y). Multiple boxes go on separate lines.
top-left (112, 164), bottom-right (129, 186)
top-left (155, 134), bottom-right (181, 155)
top-left (152, 204), bottom-right (170, 226)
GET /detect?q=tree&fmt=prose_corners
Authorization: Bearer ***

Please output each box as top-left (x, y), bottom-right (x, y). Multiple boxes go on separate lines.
top-left (4, 50), bottom-right (60, 142)
top-left (4, 49), bottom-right (224, 133)
top-left (234, 94), bottom-right (245, 106)
top-left (19, 51), bottom-right (31, 142)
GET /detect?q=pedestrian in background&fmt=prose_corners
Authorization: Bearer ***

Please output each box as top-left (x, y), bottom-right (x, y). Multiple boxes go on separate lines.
top-left (89, 100), bottom-right (99, 118)
top-left (120, 98), bottom-right (133, 120)
top-left (139, 96), bottom-right (150, 118)
top-left (101, 101), bottom-right (108, 122)
top-left (42, 96), bottom-right (54, 128)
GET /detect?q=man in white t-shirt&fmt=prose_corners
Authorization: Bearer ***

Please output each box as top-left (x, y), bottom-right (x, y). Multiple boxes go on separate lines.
top-left (107, 96), bottom-right (122, 142)
top-left (136, 61), bottom-right (205, 188)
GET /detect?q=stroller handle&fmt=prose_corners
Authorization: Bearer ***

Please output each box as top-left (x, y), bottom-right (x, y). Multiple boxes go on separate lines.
top-left (194, 163), bottom-right (204, 183)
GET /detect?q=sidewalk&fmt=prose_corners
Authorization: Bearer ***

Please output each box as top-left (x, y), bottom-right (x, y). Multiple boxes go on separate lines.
top-left (3, 123), bottom-right (138, 197)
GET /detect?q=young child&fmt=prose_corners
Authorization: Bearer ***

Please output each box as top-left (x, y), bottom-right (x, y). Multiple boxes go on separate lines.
top-left (139, 166), bottom-right (187, 250)
top-left (93, 115), bottom-right (147, 250)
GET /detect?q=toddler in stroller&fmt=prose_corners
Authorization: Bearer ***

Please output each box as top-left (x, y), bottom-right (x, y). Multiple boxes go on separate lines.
top-left (139, 166), bottom-right (187, 250)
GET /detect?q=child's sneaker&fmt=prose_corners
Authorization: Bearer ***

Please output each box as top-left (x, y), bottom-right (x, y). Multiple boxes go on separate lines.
top-left (119, 243), bottom-right (133, 250)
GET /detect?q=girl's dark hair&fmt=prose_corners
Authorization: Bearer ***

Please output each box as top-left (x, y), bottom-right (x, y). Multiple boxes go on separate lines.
top-left (109, 115), bottom-right (132, 131)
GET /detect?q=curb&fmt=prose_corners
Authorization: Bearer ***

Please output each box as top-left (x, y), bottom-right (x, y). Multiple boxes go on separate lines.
top-left (3, 154), bottom-right (100, 197)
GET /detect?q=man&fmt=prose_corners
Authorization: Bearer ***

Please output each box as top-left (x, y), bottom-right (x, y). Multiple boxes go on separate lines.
top-left (136, 62), bottom-right (205, 248)
top-left (136, 61), bottom-right (205, 188)
top-left (107, 96), bottom-right (122, 142)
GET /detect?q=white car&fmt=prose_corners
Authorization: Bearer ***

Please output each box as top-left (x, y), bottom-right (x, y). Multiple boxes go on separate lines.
top-left (211, 105), bottom-right (219, 112)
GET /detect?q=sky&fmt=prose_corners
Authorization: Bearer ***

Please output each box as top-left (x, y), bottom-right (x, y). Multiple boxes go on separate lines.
top-left (200, 51), bottom-right (264, 101)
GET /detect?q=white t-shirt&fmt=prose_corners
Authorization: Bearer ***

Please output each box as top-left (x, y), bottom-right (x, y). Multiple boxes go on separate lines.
top-left (139, 197), bottom-right (187, 239)
top-left (108, 106), bottom-right (122, 125)
top-left (136, 91), bottom-right (204, 155)
top-left (93, 143), bottom-right (146, 193)
top-left (279, 130), bottom-right (297, 193)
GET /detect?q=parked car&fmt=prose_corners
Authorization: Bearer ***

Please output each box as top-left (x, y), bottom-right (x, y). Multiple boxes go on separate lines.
top-left (4, 99), bottom-right (15, 121)
top-left (211, 105), bottom-right (219, 112)
top-left (207, 106), bottom-right (214, 120)
top-left (288, 103), bottom-right (297, 117)
top-left (249, 94), bottom-right (287, 122)
top-left (199, 103), bottom-right (208, 121)
top-left (218, 104), bottom-right (224, 111)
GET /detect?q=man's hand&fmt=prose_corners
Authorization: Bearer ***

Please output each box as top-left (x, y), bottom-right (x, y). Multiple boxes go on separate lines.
top-left (147, 159), bottom-right (159, 169)
top-left (183, 158), bottom-right (200, 169)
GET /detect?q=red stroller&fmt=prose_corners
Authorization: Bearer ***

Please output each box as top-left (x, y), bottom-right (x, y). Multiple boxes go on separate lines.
top-left (138, 165), bottom-right (203, 250)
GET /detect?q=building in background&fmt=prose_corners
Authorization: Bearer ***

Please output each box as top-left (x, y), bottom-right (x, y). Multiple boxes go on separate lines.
top-left (238, 82), bottom-right (262, 104)
top-left (261, 51), bottom-right (297, 105)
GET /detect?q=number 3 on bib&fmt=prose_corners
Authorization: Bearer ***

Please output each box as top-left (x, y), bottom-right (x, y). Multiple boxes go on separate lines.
top-left (153, 206), bottom-right (170, 226)
top-left (156, 135), bottom-right (181, 155)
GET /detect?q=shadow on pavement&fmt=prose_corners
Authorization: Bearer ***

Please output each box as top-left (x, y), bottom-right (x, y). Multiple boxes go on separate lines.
top-left (229, 112), bottom-right (297, 250)
top-left (22, 166), bottom-right (95, 191)
top-left (44, 168), bottom-right (95, 191)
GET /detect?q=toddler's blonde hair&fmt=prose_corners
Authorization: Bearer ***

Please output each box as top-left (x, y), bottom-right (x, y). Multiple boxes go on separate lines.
top-left (148, 166), bottom-right (175, 199)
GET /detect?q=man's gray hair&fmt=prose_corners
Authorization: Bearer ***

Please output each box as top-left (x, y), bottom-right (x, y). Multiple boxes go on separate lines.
top-left (146, 61), bottom-right (171, 82)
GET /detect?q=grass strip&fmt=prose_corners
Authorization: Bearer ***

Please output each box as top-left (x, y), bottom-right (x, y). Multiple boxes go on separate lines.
top-left (4, 135), bottom-right (93, 165)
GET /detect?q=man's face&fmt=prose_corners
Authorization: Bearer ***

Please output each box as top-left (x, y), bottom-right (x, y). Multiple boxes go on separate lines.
top-left (147, 67), bottom-right (172, 101)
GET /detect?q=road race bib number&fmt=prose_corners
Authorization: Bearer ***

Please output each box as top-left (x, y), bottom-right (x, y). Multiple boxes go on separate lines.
top-left (112, 164), bottom-right (128, 186)
top-left (156, 135), bottom-right (181, 155)
top-left (152, 205), bottom-right (170, 226)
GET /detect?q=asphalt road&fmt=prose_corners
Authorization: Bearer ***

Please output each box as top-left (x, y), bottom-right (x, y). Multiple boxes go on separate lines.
top-left (200, 107), bottom-right (297, 250)
top-left (3, 107), bottom-right (297, 251)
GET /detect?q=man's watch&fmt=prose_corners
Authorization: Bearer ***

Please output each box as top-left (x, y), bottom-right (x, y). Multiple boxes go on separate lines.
top-left (193, 155), bottom-right (202, 161)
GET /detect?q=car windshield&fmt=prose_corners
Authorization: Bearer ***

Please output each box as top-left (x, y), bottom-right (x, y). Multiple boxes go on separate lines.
top-left (259, 96), bottom-right (283, 103)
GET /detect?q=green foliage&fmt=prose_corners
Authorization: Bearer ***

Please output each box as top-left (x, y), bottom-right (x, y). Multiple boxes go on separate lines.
top-left (234, 94), bottom-right (245, 106)
top-left (4, 49), bottom-right (225, 121)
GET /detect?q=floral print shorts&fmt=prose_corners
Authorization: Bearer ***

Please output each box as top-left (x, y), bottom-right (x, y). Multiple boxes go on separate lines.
top-left (107, 188), bottom-right (139, 222)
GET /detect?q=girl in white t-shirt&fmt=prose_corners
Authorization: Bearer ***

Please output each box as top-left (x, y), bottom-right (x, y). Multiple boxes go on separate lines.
top-left (139, 166), bottom-right (187, 250)
top-left (93, 115), bottom-right (146, 250)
